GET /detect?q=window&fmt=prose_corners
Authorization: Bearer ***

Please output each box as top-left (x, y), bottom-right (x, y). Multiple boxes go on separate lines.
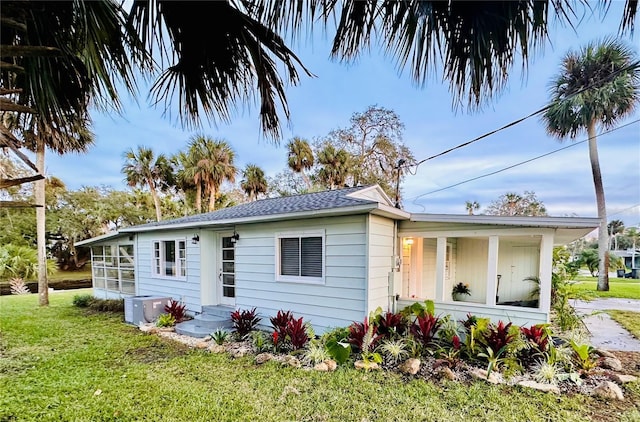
top-left (276, 231), bottom-right (324, 283)
top-left (90, 244), bottom-right (135, 294)
top-left (153, 240), bottom-right (186, 279)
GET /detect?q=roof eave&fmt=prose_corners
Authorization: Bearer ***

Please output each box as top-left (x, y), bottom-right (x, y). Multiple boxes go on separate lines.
top-left (409, 213), bottom-right (600, 229)
top-left (120, 204), bottom-right (382, 233)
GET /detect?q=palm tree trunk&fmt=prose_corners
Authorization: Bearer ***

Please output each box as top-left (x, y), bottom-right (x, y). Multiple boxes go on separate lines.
top-left (301, 171), bottom-right (311, 190)
top-left (208, 183), bottom-right (217, 212)
top-left (148, 179), bottom-right (162, 221)
top-left (588, 121), bottom-right (609, 291)
top-left (35, 137), bottom-right (48, 306)
top-left (195, 182), bottom-right (202, 213)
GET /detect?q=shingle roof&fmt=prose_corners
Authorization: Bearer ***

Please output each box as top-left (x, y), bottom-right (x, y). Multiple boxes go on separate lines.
top-left (126, 186), bottom-right (377, 230)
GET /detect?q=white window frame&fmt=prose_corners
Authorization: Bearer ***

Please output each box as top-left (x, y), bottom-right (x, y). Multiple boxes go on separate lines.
top-left (152, 239), bottom-right (187, 280)
top-left (275, 230), bottom-right (325, 284)
top-left (90, 243), bottom-right (136, 294)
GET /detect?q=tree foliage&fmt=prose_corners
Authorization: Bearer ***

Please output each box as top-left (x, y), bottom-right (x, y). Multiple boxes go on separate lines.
top-left (484, 191), bottom-right (548, 217)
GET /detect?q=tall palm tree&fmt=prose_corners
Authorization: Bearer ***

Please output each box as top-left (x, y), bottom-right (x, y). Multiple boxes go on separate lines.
top-left (286, 137), bottom-right (314, 189)
top-left (196, 139), bottom-right (237, 212)
top-left (174, 136), bottom-right (210, 213)
top-left (317, 144), bottom-right (351, 190)
top-left (543, 39), bottom-right (640, 291)
top-left (122, 146), bottom-right (174, 221)
top-left (241, 164), bottom-right (268, 201)
top-left (465, 201), bottom-right (480, 215)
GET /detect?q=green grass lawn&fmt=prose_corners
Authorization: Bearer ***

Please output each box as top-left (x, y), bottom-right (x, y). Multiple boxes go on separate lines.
top-left (1, 291), bottom-right (639, 421)
top-left (607, 310), bottom-right (640, 340)
top-left (567, 276), bottom-right (640, 300)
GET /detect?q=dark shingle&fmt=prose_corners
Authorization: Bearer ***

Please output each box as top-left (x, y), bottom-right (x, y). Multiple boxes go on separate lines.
top-left (130, 186), bottom-right (377, 230)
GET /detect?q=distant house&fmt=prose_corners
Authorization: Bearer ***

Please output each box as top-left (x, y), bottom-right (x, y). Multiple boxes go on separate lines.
top-left (76, 185), bottom-right (597, 335)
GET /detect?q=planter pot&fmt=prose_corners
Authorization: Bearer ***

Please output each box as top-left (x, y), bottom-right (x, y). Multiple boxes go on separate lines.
top-left (452, 293), bottom-right (468, 302)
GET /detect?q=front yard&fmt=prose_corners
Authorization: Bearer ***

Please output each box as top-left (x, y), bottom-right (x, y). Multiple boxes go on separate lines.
top-left (1, 291), bottom-right (639, 421)
top-left (568, 277), bottom-right (640, 300)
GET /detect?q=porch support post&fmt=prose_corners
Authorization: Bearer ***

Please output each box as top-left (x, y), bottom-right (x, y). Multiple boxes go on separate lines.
top-left (485, 236), bottom-right (499, 306)
top-left (435, 237), bottom-right (447, 301)
top-left (538, 233), bottom-right (554, 316)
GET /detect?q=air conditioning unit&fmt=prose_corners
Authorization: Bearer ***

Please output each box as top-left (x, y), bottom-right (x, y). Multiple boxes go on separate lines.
top-left (124, 296), bottom-right (172, 325)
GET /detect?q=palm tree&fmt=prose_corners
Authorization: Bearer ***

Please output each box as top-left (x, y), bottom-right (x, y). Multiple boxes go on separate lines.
top-left (122, 146), bottom-right (174, 221)
top-left (317, 144), bottom-right (351, 190)
top-left (1, 0), bottom-right (144, 306)
top-left (543, 39), bottom-right (640, 291)
top-left (197, 139), bottom-right (237, 212)
top-left (287, 137), bottom-right (314, 189)
top-left (608, 220), bottom-right (625, 250)
top-left (465, 201), bottom-right (480, 215)
top-left (241, 164), bottom-right (268, 201)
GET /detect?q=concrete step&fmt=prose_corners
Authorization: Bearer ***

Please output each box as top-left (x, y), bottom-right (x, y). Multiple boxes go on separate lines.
top-left (175, 321), bottom-right (213, 338)
top-left (201, 305), bottom-right (235, 319)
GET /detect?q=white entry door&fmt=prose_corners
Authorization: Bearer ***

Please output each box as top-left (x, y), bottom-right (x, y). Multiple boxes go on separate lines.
top-left (219, 234), bottom-right (236, 306)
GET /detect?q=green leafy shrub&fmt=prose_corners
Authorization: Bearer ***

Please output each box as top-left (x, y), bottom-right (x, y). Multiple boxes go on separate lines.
top-left (156, 313), bottom-right (176, 327)
top-left (211, 328), bottom-right (229, 345)
top-left (230, 308), bottom-right (261, 338)
top-left (72, 294), bottom-right (94, 307)
top-left (87, 298), bottom-right (124, 313)
top-left (250, 330), bottom-right (270, 353)
top-left (379, 339), bottom-right (409, 364)
top-left (0, 244), bottom-right (57, 280)
top-left (325, 339), bottom-right (351, 364)
top-left (303, 341), bottom-right (332, 365)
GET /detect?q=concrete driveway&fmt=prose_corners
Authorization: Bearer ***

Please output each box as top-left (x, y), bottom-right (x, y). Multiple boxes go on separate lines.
top-left (574, 298), bottom-right (640, 352)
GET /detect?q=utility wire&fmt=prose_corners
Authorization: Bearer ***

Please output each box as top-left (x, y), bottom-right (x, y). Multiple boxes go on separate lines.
top-left (405, 61), bottom-right (640, 170)
top-left (408, 118), bottom-right (640, 203)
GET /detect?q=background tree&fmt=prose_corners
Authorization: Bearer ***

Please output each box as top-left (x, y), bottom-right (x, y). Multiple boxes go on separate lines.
top-left (465, 200), bottom-right (480, 215)
top-left (484, 191), bottom-right (548, 216)
top-left (287, 137), bottom-right (314, 190)
top-left (543, 38), bottom-right (640, 291)
top-left (608, 219), bottom-right (625, 251)
top-left (323, 105), bottom-right (414, 197)
top-left (241, 164), bottom-right (268, 201)
top-left (122, 146), bottom-right (174, 221)
top-left (315, 144), bottom-right (351, 190)
top-left (193, 139), bottom-right (237, 212)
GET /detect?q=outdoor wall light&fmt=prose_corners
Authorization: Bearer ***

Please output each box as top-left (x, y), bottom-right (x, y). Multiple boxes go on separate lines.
top-left (404, 237), bottom-right (414, 246)
top-left (191, 234), bottom-right (200, 244)
top-left (230, 232), bottom-right (240, 244)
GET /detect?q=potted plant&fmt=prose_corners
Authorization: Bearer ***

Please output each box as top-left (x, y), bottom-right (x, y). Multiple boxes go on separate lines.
top-left (451, 283), bottom-right (471, 301)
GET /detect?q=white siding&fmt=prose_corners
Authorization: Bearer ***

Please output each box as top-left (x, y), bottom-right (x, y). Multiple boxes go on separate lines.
top-left (136, 229), bottom-right (202, 312)
top-left (366, 215), bottom-right (395, 313)
top-left (234, 215), bottom-right (369, 333)
top-left (397, 298), bottom-right (548, 327)
top-left (455, 238), bottom-right (488, 303)
top-left (421, 238), bottom-right (437, 299)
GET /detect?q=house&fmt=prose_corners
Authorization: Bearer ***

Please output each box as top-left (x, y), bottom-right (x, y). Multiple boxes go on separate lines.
top-left (76, 185), bottom-right (598, 336)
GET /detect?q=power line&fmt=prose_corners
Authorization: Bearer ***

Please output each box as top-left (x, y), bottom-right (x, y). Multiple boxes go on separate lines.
top-left (408, 118), bottom-right (640, 203)
top-left (405, 61), bottom-right (640, 169)
top-left (608, 203), bottom-right (640, 217)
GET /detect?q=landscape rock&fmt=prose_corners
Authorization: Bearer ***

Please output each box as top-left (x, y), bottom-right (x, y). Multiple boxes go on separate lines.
top-left (517, 380), bottom-right (560, 394)
top-left (282, 356), bottom-right (301, 368)
top-left (138, 323), bottom-right (155, 333)
top-left (398, 358), bottom-right (421, 375)
top-left (439, 367), bottom-right (456, 381)
top-left (354, 360), bottom-right (380, 371)
top-left (208, 344), bottom-right (226, 354)
top-left (195, 341), bottom-right (209, 349)
top-left (595, 349), bottom-right (617, 359)
top-left (470, 368), bottom-right (502, 384)
top-left (324, 360), bottom-right (337, 372)
top-left (229, 346), bottom-right (251, 358)
top-left (600, 357), bottom-right (623, 371)
top-left (608, 373), bottom-right (638, 384)
top-left (314, 362), bottom-right (329, 371)
top-left (255, 353), bottom-right (274, 364)
top-left (593, 381), bottom-right (624, 401)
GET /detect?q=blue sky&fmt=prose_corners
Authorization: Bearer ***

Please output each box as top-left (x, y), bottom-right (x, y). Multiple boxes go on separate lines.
top-left (41, 3), bottom-right (639, 227)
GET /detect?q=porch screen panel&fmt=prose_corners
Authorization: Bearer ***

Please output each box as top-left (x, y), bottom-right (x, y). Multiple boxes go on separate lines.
top-left (301, 237), bottom-right (322, 277)
top-left (280, 238), bottom-right (300, 276)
